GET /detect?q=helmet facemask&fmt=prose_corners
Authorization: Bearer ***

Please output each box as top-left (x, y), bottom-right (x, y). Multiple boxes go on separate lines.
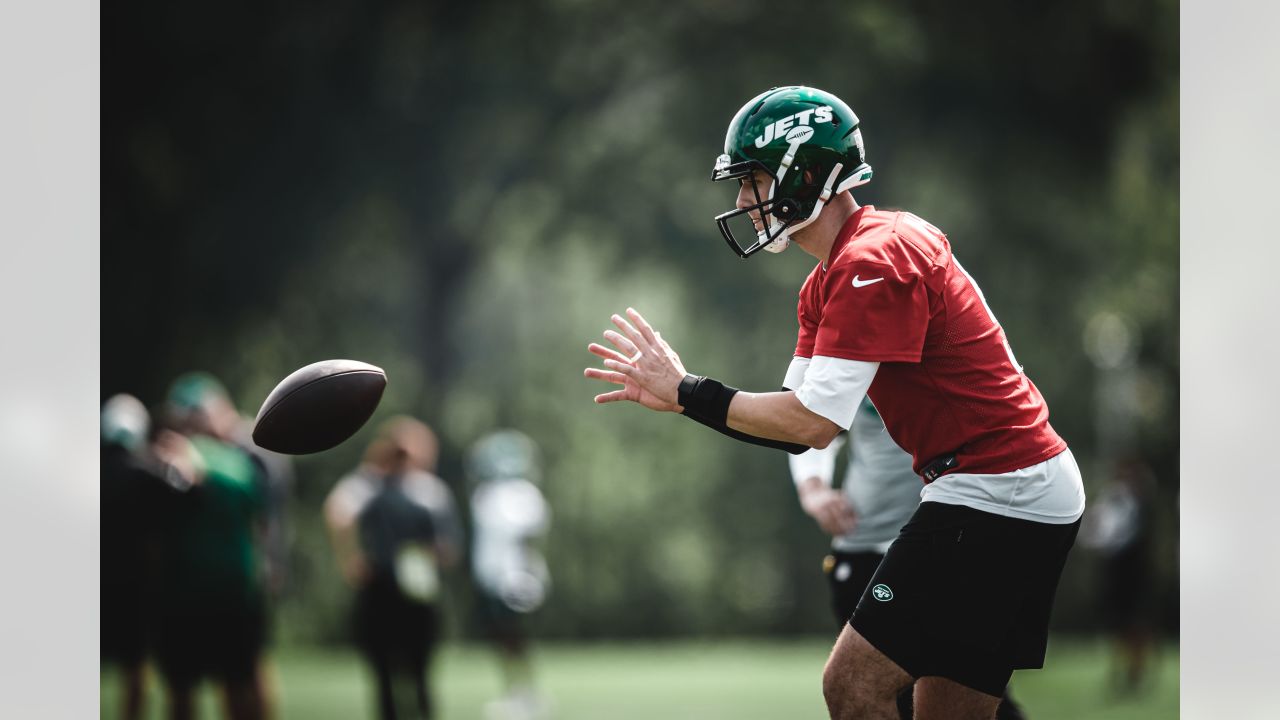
top-left (711, 155), bottom-right (804, 258)
top-left (712, 148), bottom-right (851, 258)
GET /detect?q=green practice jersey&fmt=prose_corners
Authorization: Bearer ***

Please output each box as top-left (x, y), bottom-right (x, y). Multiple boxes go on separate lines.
top-left (155, 435), bottom-right (265, 611)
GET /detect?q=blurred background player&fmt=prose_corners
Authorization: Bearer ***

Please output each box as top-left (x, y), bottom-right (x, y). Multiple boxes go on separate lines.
top-left (168, 372), bottom-right (296, 597)
top-left (101, 394), bottom-right (159, 720)
top-left (790, 397), bottom-right (1027, 720)
top-left (150, 373), bottom-right (272, 720)
top-left (324, 416), bottom-right (461, 720)
top-left (171, 372), bottom-right (295, 713)
top-left (466, 430), bottom-right (552, 720)
top-left (1079, 456), bottom-right (1157, 696)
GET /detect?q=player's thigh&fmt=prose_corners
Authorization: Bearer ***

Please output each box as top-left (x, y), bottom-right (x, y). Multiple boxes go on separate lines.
top-left (915, 676), bottom-right (1000, 720)
top-left (824, 624), bottom-right (914, 699)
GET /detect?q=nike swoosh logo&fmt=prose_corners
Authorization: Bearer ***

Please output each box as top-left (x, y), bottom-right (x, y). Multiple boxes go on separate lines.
top-left (851, 275), bottom-right (884, 288)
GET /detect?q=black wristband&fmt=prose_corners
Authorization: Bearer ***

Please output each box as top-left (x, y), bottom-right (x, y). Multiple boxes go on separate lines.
top-left (677, 374), bottom-right (738, 424)
top-left (679, 402), bottom-right (809, 455)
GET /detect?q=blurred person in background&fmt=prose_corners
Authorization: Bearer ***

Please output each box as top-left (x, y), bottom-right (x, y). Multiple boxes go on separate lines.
top-left (466, 430), bottom-right (552, 720)
top-left (1079, 457), bottom-right (1156, 696)
top-left (151, 373), bottom-right (272, 720)
top-left (324, 416), bottom-right (461, 720)
top-left (168, 372), bottom-right (295, 712)
top-left (101, 394), bottom-right (160, 720)
top-left (790, 397), bottom-right (1026, 719)
top-left (169, 373), bottom-right (296, 596)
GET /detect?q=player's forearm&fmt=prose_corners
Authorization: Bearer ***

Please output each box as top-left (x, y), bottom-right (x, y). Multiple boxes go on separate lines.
top-left (681, 410), bottom-right (809, 453)
top-left (727, 390), bottom-right (842, 449)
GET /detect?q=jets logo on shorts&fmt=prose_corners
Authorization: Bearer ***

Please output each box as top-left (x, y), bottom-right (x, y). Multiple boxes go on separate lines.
top-left (871, 584), bottom-right (894, 602)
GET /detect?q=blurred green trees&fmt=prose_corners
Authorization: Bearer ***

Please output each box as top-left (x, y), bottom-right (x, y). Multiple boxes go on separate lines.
top-left (103, 0), bottom-right (1178, 642)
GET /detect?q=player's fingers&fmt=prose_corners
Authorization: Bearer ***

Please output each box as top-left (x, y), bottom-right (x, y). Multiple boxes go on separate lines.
top-left (835, 507), bottom-right (857, 533)
top-left (611, 313), bottom-right (652, 353)
top-left (822, 507), bottom-right (845, 535)
top-left (602, 358), bottom-right (636, 375)
top-left (818, 501), bottom-right (849, 534)
top-left (602, 330), bottom-right (640, 357)
top-left (583, 367), bottom-right (627, 385)
top-left (588, 342), bottom-right (631, 363)
top-left (626, 307), bottom-right (661, 347)
top-left (594, 389), bottom-right (630, 404)
top-left (817, 513), bottom-right (840, 536)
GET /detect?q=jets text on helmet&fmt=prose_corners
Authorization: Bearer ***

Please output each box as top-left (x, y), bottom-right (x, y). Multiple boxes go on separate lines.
top-left (754, 106), bottom-right (834, 148)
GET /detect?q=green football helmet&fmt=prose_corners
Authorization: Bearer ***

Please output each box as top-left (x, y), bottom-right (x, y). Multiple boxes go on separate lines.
top-left (711, 86), bottom-right (873, 258)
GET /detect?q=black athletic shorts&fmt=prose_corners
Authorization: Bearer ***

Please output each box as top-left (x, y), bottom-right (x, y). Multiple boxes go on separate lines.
top-left (849, 501), bottom-right (1080, 697)
top-left (355, 575), bottom-right (441, 669)
top-left (154, 601), bottom-right (266, 689)
top-left (101, 577), bottom-right (150, 667)
top-left (475, 590), bottom-right (531, 654)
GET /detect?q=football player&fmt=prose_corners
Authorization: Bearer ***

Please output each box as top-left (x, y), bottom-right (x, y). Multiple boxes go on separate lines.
top-left (100, 394), bottom-right (157, 720)
top-left (151, 374), bottom-right (271, 720)
top-left (324, 416), bottom-right (461, 720)
top-left (584, 86), bottom-right (1084, 720)
top-left (466, 429), bottom-right (552, 720)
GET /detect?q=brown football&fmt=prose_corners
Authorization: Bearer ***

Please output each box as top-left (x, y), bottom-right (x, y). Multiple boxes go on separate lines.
top-left (251, 359), bottom-right (386, 455)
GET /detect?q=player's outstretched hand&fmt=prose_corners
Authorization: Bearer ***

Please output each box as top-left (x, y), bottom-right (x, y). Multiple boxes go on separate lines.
top-left (585, 307), bottom-right (687, 413)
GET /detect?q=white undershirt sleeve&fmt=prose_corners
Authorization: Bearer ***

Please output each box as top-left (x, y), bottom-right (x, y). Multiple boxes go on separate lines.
top-left (794, 356), bottom-right (879, 430)
top-left (781, 356), bottom-right (810, 391)
top-left (783, 356), bottom-right (838, 484)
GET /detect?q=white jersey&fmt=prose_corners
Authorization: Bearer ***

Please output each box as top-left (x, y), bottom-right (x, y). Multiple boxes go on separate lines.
top-left (790, 398), bottom-right (921, 553)
top-left (471, 477), bottom-right (551, 613)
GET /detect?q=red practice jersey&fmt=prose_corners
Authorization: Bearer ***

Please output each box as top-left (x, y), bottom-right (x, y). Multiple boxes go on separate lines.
top-left (794, 205), bottom-right (1066, 477)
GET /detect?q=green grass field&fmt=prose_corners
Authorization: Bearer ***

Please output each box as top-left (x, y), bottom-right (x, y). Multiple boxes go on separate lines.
top-left (101, 637), bottom-right (1177, 719)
